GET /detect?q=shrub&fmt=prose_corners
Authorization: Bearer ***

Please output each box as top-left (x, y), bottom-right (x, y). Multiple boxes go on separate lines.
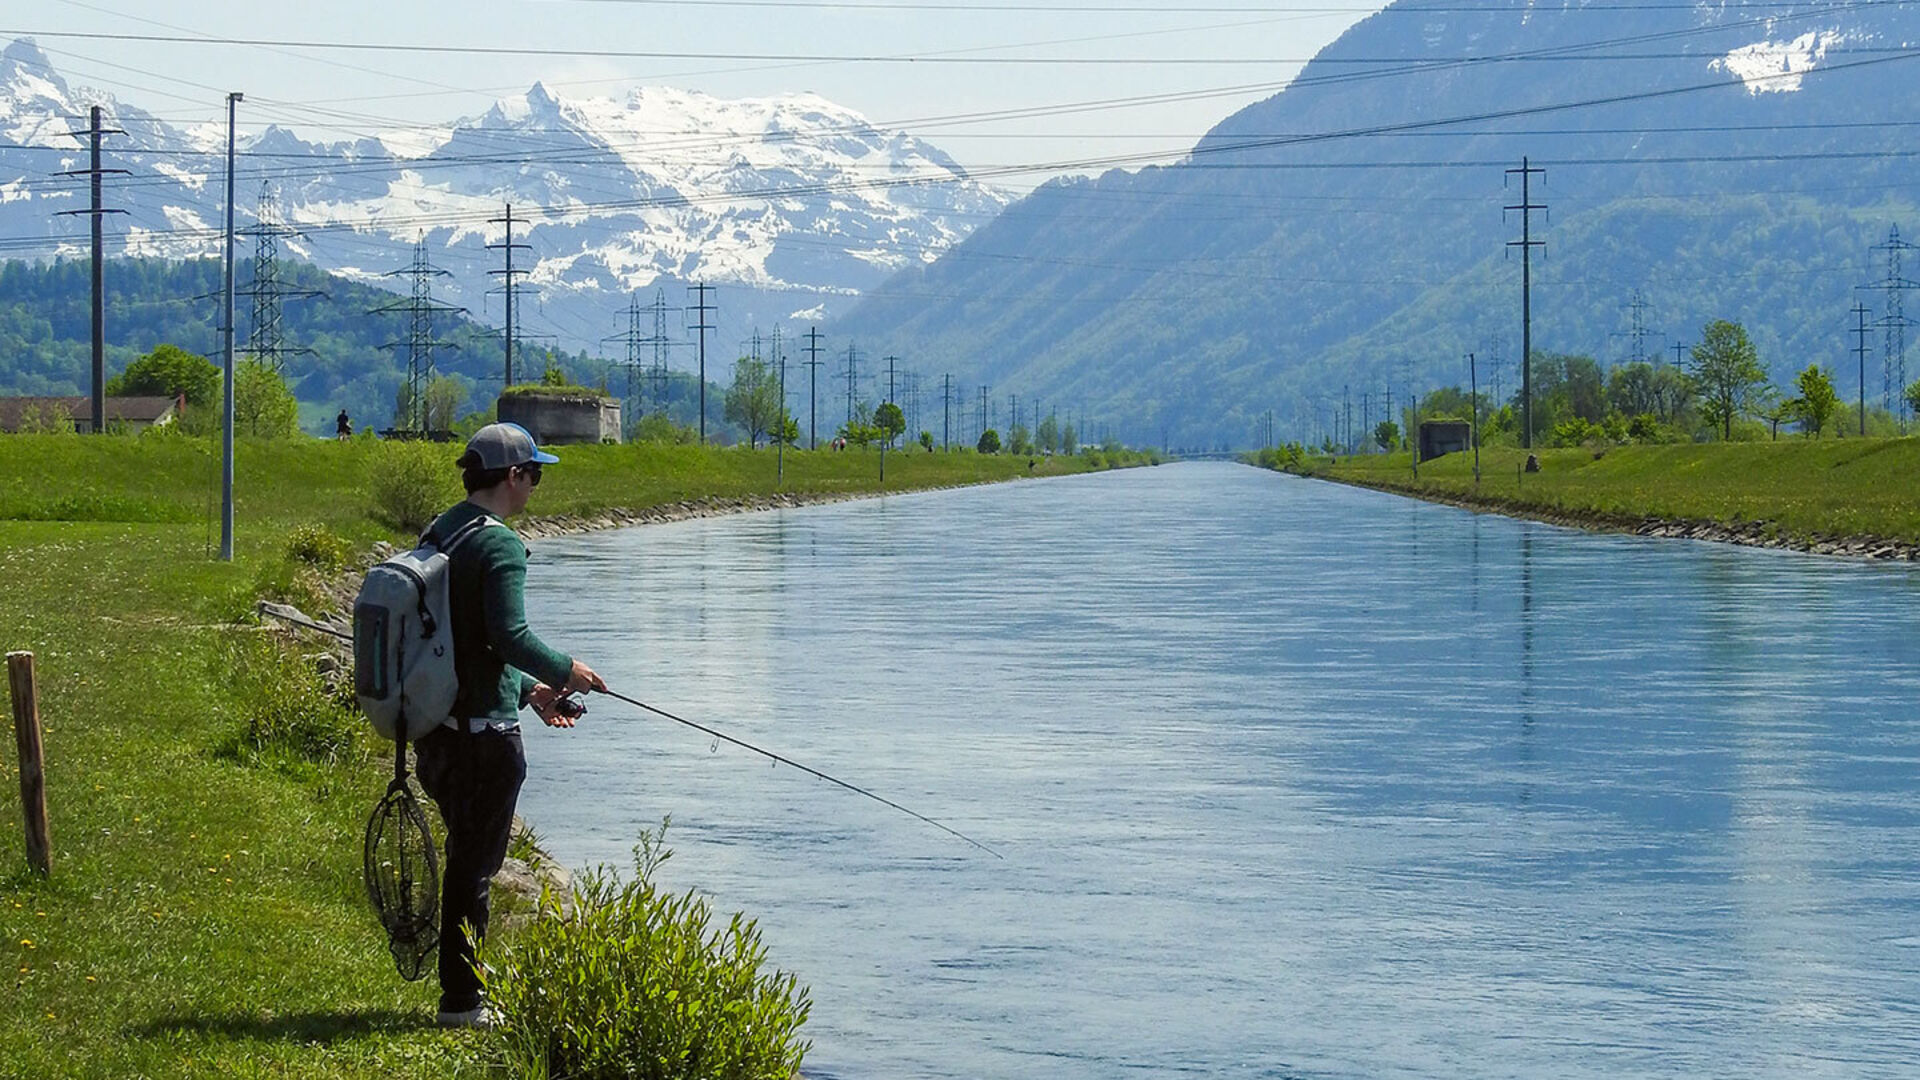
top-left (284, 524), bottom-right (355, 572)
top-left (368, 439), bottom-right (458, 533)
top-left (1551, 416), bottom-right (1598, 447)
top-left (482, 823), bottom-right (812, 1080)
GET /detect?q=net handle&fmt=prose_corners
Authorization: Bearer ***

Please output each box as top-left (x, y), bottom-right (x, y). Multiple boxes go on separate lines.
top-left (393, 614), bottom-right (409, 788)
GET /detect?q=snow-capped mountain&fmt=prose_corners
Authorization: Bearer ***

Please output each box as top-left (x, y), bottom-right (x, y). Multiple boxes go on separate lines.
top-left (0, 37), bottom-right (1011, 346)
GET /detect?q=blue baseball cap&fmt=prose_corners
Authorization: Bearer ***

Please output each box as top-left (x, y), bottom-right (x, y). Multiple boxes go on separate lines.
top-left (462, 422), bottom-right (559, 468)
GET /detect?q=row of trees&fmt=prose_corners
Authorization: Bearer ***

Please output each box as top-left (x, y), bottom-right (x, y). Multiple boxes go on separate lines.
top-left (1365, 319), bottom-right (1874, 453)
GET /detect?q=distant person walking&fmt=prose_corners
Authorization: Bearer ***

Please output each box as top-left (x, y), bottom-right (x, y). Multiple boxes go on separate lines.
top-left (335, 409), bottom-right (352, 440)
top-left (414, 422), bottom-right (606, 1028)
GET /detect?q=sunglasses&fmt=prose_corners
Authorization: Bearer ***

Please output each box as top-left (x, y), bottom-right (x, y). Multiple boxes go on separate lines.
top-left (516, 463), bottom-right (543, 487)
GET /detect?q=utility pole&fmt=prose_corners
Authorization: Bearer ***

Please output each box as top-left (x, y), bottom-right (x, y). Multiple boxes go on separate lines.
top-left (373, 240), bottom-right (463, 434)
top-left (1469, 351), bottom-right (1481, 484)
top-left (58, 105), bottom-right (126, 434)
top-left (942, 373), bottom-right (952, 449)
top-left (1853, 301), bottom-right (1873, 436)
top-left (884, 356), bottom-right (898, 403)
top-left (1506, 157), bottom-right (1546, 450)
top-left (219, 91), bottom-right (241, 562)
top-left (487, 204), bottom-right (531, 387)
top-left (687, 282), bottom-right (716, 442)
top-left (775, 325), bottom-right (786, 482)
top-left (978, 385), bottom-right (989, 446)
top-left (803, 326), bottom-right (824, 448)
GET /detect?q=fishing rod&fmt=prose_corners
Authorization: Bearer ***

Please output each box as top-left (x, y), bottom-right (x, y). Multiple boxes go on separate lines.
top-left (257, 603), bottom-right (1004, 859)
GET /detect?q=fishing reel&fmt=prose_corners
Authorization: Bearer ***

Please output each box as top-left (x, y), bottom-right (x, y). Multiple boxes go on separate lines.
top-left (554, 693), bottom-right (587, 721)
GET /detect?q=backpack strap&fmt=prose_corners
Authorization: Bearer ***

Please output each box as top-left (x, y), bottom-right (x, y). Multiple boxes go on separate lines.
top-left (422, 513), bottom-right (505, 555)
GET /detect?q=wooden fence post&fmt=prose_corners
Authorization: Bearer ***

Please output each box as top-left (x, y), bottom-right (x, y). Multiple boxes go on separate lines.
top-left (7, 651), bottom-right (50, 876)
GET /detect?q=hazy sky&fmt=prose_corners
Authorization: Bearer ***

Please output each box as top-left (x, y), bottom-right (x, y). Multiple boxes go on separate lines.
top-left (5, 0), bottom-right (1387, 189)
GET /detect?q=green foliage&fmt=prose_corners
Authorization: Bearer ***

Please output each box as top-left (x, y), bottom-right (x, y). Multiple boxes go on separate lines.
top-left (1008, 422), bottom-right (1032, 456)
top-left (14, 399), bottom-right (76, 434)
top-left (502, 381), bottom-right (613, 400)
top-left (283, 523), bottom-right (355, 572)
top-left (1627, 412), bottom-right (1666, 443)
top-left (919, 430), bottom-right (934, 452)
top-left (481, 823), bottom-right (812, 1080)
top-left (107, 342), bottom-right (221, 405)
top-left (234, 360), bottom-right (301, 438)
top-left (873, 401), bottom-right (905, 447)
top-left (542, 363), bottom-right (570, 387)
top-left (1551, 416), bottom-right (1599, 447)
top-left (1062, 423), bottom-right (1078, 455)
top-left (635, 412), bottom-right (700, 444)
top-left (1037, 413), bottom-right (1059, 454)
top-left (424, 375), bottom-right (469, 433)
top-left (367, 439), bottom-right (459, 532)
top-left (724, 356), bottom-right (784, 448)
top-left (977, 427), bottom-right (1001, 454)
top-left (1373, 419), bottom-right (1400, 451)
top-left (1688, 320), bottom-right (1770, 441)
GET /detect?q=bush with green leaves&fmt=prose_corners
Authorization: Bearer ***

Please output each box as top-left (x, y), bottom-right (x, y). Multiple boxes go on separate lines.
top-left (481, 824), bottom-right (811, 1080)
top-left (368, 438), bottom-right (459, 533)
top-left (283, 523), bottom-right (355, 572)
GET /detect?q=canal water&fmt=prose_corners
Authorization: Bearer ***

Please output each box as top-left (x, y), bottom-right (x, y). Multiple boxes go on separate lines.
top-left (520, 461), bottom-right (1920, 1079)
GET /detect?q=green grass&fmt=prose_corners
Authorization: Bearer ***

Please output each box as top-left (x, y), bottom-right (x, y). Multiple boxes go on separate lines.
top-left (0, 433), bottom-right (1145, 1078)
top-left (1283, 438), bottom-right (1920, 543)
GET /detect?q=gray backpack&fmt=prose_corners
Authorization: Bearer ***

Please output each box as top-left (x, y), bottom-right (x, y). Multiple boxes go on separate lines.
top-left (352, 515), bottom-right (503, 741)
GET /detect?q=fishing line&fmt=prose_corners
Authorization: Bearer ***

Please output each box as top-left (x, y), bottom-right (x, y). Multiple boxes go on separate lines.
top-left (256, 603), bottom-right (1005, 859)
top-left (592, 686), bottom-right (1004, 859)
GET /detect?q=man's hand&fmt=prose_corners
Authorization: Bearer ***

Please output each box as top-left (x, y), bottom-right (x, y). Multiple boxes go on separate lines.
top-left (527, 683), bottom-right (580, 728)
top-left (564, 658), bottom-right (607, 695)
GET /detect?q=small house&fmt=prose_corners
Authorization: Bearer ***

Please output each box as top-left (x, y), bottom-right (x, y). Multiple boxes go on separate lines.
top-left (0, 395), bottom-right (182, 434)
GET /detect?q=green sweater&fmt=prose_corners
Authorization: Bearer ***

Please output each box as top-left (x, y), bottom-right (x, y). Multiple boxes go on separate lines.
top-left (425, 501), bottom-right (575, 725)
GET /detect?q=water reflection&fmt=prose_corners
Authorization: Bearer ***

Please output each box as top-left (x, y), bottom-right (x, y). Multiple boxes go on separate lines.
top-left (522, 463), bottom-right (1920, 1080)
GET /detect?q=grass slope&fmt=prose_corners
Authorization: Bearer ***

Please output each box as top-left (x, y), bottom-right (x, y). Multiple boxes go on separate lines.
top-left (1294, 439), bottom-right (1920, 544)
top-left (0, 434), bottom-right (1133, 1078)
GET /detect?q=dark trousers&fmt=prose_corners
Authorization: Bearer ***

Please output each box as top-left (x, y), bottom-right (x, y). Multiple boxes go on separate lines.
top-left (413, 726), bottom-right (526, 1012)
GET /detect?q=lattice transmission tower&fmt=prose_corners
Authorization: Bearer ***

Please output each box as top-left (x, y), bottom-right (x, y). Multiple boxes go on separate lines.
top-left (372, 240), bottom-right (465, 434)
top-left (237, 184), bottom-right (320, 373)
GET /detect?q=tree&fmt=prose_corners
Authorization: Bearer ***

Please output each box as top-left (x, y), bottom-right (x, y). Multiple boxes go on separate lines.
top-left (1687, 320), bottom-right (1769, 440)
top-left (873, 401), bottom-right (905, 448)
top-left (1008, 422), bottom-right (1033, 455)
top-left (1037, 413), bottom-right (1059, 454)
top-left (977, 427), bottom-right (1001, 454)
top-left (1062, 422), bottom-right (1078, 455)
top-left (1373, 419), bottom-right (1399, 451)
top-left (106, 343), bottom-right (219, 406)
top-left (635, 412), bottom-right (698, 444)
top-left (919, 430), bottom-right (934, 452)
top-left (424, 374), bottom-right (469, 434)
top-left (233, 360), bottom-right (300, 437)
top-left (723, 355), bottom-right (782, 448)
top-left (775, 415), bottom-right (800, 446)
top-left (1792, 365), bottom-right (1838, 437)
top-left (1903, 378), bottom-right (1920, 423)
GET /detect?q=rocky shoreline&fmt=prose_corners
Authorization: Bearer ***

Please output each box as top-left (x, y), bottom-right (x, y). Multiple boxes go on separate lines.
top-left (1311, 473), bottom-right (1920, 562)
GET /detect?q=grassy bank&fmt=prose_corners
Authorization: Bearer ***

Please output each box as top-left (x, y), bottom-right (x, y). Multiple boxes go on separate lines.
top-left (1258, 439), bottom-right (1920, 547)
top-left (0, 434), bottom-right (1146, 1078)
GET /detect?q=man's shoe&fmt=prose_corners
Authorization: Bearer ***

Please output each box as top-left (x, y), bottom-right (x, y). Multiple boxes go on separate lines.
top-left (435, 1004), bottom-right (496, 1029)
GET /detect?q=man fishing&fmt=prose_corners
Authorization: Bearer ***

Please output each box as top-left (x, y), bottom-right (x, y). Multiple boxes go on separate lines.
top-left (414, 421), bottom-right (605, 1028)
